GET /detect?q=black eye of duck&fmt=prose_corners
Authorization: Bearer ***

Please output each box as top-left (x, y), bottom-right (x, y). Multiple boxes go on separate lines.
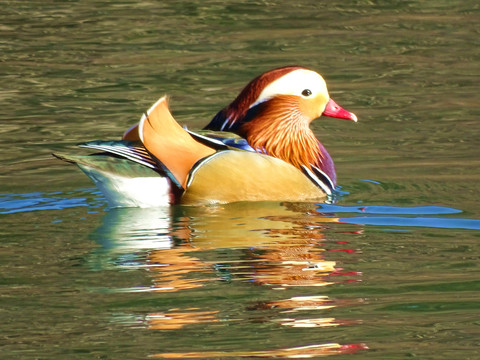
top-left (302, 89), bottom-right (312, 97)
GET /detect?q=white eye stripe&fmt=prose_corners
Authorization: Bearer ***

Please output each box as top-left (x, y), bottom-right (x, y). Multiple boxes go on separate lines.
top-left (250, 69), bottom-right (328, 108)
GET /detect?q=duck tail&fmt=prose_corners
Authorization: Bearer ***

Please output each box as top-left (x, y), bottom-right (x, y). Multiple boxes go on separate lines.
top-left (139, 97), bottom-right (216, 189)
top-left (52, 152), bottom-right (172, 207)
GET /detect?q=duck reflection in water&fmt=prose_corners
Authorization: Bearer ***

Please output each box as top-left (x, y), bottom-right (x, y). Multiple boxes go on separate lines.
top-left (92, 201), bottom-right (366, 357)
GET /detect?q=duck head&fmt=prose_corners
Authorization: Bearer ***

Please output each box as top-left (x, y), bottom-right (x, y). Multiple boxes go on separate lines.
top-left (204, 66), bottom-right (357, 184)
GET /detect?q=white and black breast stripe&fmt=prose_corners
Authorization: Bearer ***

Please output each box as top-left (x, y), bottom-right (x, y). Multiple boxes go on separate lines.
top-left (300, 164), bottom-right (335, 195)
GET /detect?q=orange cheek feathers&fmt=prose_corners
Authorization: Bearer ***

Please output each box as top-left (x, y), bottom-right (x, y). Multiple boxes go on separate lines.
top-left (298, 94), bottom-right (330, 122)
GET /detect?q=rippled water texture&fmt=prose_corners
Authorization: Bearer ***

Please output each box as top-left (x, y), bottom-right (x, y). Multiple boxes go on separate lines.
top-left (1, 1), bottom-right (479, 359)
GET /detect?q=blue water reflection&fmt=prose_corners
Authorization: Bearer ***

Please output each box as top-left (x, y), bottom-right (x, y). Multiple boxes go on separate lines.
top-left (317, 204), bottom-right (480, 230)
top-left (339, 216), bottom-right (480, 230)
top-left (0, 190), bottom-right (105, 214)
top-left (2, 190), bottom-right (480, 231)
top-left (319, 204), bottom-right (461, 215)
top-left (0, 192), bottom-right (88, 214)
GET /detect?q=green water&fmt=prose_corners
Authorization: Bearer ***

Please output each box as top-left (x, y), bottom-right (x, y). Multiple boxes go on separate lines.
top-left (1, 1), bottom-right (479, 359)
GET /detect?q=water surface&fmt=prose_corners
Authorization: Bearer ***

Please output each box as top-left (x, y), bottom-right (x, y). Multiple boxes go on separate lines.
top-left (1, 1), bottom-right (479, 359)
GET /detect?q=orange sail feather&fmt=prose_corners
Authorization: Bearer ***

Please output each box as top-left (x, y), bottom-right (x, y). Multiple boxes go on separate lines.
top-left (139, 97), bottom-right (215, 189)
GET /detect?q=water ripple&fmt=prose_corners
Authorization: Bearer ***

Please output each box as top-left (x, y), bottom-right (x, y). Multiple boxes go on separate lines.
top-left (317, 204), bottom-right (480, 230)
top-left (0, 189), bottom-right (106, 214)
top-left (318, 204), bottom-right (461, 215)
top-left (339, 216), bottom-right (480, 230)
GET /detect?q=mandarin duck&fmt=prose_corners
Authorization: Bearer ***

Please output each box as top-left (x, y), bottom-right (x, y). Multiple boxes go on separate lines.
top-left (55, 66), bottom-right (357, 207)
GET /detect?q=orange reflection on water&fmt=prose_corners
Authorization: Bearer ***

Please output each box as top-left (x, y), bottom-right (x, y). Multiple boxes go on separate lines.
top-left (143, 205), bottom-right (341, 291)
top-left (245, 240), bottom-right (336, 288)
top-left (147, 246), bottom-right (214, 292)
top-left (249, 295), bottom-right (335, 312)
top-left (274, 317), bottom-right (340, 328)
top-left (147, 309), bottom-right (219, 330)
top-left (98, 203), bottom-right (365, 356)
top-left (152, 342), bottom-right (368, 358)
top-left (136, 202), bottom-right (350, 293)
top-left (250, 295), bottom-right (348, 330)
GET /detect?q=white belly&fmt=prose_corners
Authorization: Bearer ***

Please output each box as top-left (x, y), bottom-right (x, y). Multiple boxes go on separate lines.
top-left (79, 165), bottom-right (171, 208)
